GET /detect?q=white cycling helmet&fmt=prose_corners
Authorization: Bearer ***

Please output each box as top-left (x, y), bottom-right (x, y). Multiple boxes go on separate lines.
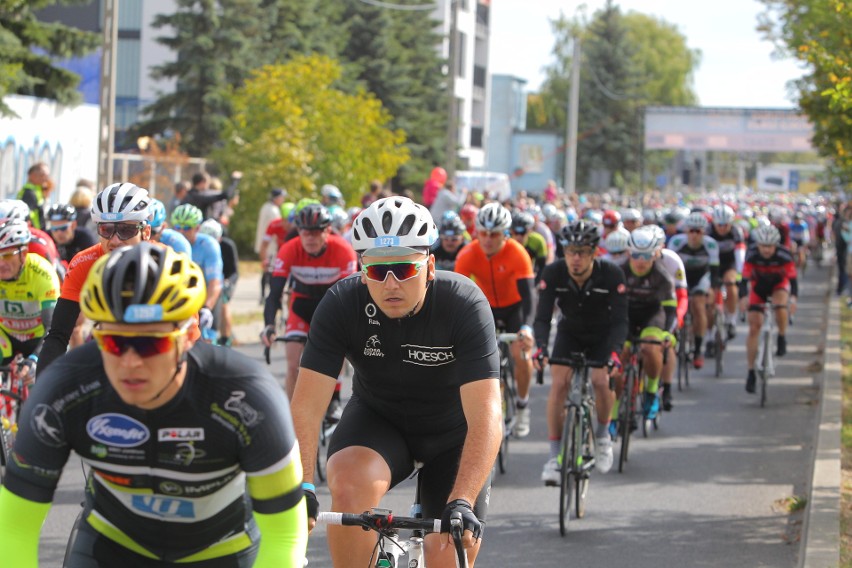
top-left (92, 182), bottom-right (150, 223)
top-left (621, 208), bottom-right (642, 223)
top-left (628, 226), bottom-right (658, 255)
top-left (475, 203), bottom-right (512, 232)
top-left (647, 224), bottom-right (666, 250)
top-left (198, 218), bottom-right (223, 240)
top-left (712, 204), bottom-right (735, 225)
top-left (0, 219), bottom-right (31, 249)
top-left (604, 227), bottom-right (630, 254)
top-left (0, 200), bottom-right (30, 223)
top-left (321, 184), bottom-right (343, 201)
top-left (753, 225), bottom-right (781, 246)
top-left (351, 196), bottom-right (438, 256)
top-left (684, 212), bottom-right (709, 230)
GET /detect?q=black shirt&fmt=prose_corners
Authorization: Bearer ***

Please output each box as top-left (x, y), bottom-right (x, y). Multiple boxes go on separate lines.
top-left (54, 227), bottom-right (98, 264)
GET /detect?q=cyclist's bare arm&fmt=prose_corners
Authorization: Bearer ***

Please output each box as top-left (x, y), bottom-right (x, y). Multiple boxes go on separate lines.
top-left (291, 367), bottom-right (338, 497)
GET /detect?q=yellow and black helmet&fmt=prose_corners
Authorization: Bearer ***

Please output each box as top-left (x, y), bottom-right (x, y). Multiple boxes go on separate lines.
top-left (81, 242), bottom-right (206, 323)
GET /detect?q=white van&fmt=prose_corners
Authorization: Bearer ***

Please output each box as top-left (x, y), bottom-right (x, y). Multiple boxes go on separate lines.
top-left (454, 171), bottom-right (512, 202)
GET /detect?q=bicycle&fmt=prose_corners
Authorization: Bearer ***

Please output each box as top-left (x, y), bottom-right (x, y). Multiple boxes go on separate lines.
top-left (315, 468), bottom-right (469, 567)
top-left (615, 338), bottom-right (663, 473)
top-left (549, 352), bottom-right (604, 536)
top-left (0, 357), bottom-right (25, 483)
top-left (711, 294), bottom-right (727, 378)
top-left (496, 332), bottom-right (518, 474)
top-left (677, 312), bottom-right (692, 392)
top-left (755, 303), bottom-right (783, 407)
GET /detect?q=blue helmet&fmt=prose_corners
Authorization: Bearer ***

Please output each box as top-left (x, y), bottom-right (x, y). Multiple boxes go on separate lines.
top-left (148, 198), bottom-right (167, 231)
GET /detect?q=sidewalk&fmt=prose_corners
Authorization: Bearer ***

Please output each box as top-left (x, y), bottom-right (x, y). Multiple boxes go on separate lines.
top-left (228, 270), bottom-right (265, 345)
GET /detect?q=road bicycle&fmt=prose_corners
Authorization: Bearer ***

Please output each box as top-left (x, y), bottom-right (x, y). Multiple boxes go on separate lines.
top-left (711, 293), bottom-right (727, 378)
top-left (549, 352), bottom-right (603, 536)
top-left (677, 312), bottom-right (692, 391)
top-left (316, 468), bottom-right (469, 567)
top-left (0, 357), bottom-right (26, 483)
top-left (615, 338), bottom-right (664, 473)
top-left (755, 303), bottom-right (783, 407)
top-left (495, 331), bottom-right (519, 474)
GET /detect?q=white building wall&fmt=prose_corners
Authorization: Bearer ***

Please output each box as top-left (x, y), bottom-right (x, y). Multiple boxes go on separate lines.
top-left (139, 0), bottom-right (178, 103)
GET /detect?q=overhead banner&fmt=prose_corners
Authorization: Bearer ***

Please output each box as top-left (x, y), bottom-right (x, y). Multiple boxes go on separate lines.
top-left (644, 107), bottom-right (813, 153)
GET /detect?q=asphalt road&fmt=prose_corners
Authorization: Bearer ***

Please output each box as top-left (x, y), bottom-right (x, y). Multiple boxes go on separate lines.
top-left (36, 261), bottom-right (830, 567)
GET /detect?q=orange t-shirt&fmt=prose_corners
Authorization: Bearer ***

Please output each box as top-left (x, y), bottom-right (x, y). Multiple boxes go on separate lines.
top-left (454, 238), bottom-right (534, 308)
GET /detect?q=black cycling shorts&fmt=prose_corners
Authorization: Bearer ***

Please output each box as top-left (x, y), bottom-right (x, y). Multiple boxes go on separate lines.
top-left (328, 395), bottom-right (491, 522)
top-left (550, 327), bottom-right (611, 367)
top-left (491, 303), bottom-right (523, 334)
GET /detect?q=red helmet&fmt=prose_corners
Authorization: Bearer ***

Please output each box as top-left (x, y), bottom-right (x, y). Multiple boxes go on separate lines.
top-left (460, 203), bottom-right (478, 221)
top-left (602, 209), bottom-right (621, 228)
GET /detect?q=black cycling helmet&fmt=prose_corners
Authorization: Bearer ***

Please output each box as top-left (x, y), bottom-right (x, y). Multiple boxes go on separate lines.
top-left (295, 204), bottom-right (331, 230)
top-left (439, 214), bottom-right (466, 237)
top-left (47, 203), bottom-right (78, 222)
top-left (510, 211), bottom-right (535, 234)
top-left (559, 220), bottom-right (601, 248)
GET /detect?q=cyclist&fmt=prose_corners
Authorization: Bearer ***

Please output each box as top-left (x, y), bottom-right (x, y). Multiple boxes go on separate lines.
top-left (510, 210), bottom-right (548, 282)
top-left (37, 182), bottom-right (153, 375)
top-left (454, 202), bottom-right (536, 437)
top-left (531, 221), bottom-right (627, 482)
top-left (613, 229), bottom-right (677, 423)
top-left (261, 203), bottom-right (357, 402)
top-left (666, 212), bottom-right (720, 369)
top-left (45, 203), bottom-right (97, 267)
top-left (0, 219), bottom-right (60, 384)
top-left (789, 210), bottom-right (810, 269)
top-left (601, 227), bottom-right (630, 262)
top-left (0, 199), bottom-right (63, 276)
top-left (601, 209), bottom-right (622, 237)
top-left (147, 198), bottom-right (192, 256)
top-left (432, 212), bottom-right (468, 271)
top-left (621, 208), bottom-right (643, 233)
top-left (259, 202), bottom-right (297, 303)
top-left (0, 242), bottom-right (307, 566)
top-left (291, 196), bottom-right (500, 567)
top-left (709, 204), bottom-right (746, 340)
top-left (171, 204), bottom-right (223, 338)
top-left (199, 219), bottom-right (240, 346)
top-left (743, 225), bottom-right (798, 393)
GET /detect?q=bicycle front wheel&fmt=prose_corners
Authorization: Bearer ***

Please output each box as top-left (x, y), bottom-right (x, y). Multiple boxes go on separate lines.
top-left (714, 317), bottom-right (725, 378)
top-left (618, 367), bottom-right (635, 473)
top-left (759, 332), bottom-right (772, 407)
top-left (559, 406), bottom-right (578, 536)
top-left (498, 367), bottom-right (516, 474)
top-left (575, 409), bottom-right (593, 519)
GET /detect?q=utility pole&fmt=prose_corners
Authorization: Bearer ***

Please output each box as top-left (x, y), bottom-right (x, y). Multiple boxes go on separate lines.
top-left (97, 0), bottom-right (118, 190)
top-left (445, 0), bottom-right (458, 179)
top-left (564, 36), bottom-right (581, 194)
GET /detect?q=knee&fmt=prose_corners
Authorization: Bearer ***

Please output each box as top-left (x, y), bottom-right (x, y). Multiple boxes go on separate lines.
top-left (327, 449), bottom-right (390, 506)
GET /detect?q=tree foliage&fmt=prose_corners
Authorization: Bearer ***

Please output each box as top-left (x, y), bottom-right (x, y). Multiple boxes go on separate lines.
top-left (0, 0), bottom-right (99, 116)
top-left (213, 54), bottom-right (409, 251)
top-left (759, 0), bottom-right (852, 183)
top-left (534, 0), bottom-right (699, 190)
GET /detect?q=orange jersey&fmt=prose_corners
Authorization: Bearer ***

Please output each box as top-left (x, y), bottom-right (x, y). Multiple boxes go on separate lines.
top-left (454, 238), bottom-right (534, 308)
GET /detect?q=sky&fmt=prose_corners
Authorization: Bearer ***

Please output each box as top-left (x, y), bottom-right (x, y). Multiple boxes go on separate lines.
top-left (489, 0), bottom-right (805, 108)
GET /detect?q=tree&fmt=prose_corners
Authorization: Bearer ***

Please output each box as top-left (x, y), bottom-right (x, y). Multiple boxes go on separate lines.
top-left (535, 1), bottom-right (699, 190)
top-left (335, 0), bottom-right (447, 190)
top-left (0, 0), bottom-right (99, 116)
top-left (759, 0), bottom-right (852, 183)
top-left (213, 54), bottom-right (409, 251)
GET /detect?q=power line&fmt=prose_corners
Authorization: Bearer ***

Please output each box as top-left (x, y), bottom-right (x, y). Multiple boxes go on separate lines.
top-left (355, 0), bottom-right (437, 11)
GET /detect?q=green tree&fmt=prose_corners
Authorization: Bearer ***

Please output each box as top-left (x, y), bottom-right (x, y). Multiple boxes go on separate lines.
top-left (259, 0), bottom-right (344, 61)
top-left (0, 0), bottom-right (99, 116)
top-left (536, 1), bottom-right (699, 190)
top-left (213, 54), bottom-right (409, 251)
top-left (335, 0), bottom-right (447, 190)
top-left (759, 0), bottom-right (852, 183)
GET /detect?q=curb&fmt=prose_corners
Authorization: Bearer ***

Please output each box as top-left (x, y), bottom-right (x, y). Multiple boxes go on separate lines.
top-left (799, 292), bottom-right (842, 568)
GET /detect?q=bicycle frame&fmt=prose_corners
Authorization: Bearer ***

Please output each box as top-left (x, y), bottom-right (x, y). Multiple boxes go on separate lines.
top-left (496, 332), bottom-right (518, 474)
top-left (755, 303), bottom-right (779, 407)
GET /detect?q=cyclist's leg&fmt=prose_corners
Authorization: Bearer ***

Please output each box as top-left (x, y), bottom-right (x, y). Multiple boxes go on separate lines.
top-left (325, 397), bottom-right (411, 567)
top-left (660, 335), bottom-right (676, 409)
top-left (691, 273), bottom-right (711, 354)
top-left (745, 288), bottom-right (765, 379)
top-left (546, 364), bottom-right (572, 451)
top-left (773, 287), bottom-right (791, 356)
top-left (282, 295), bottom-right (310, 398)
top-left (722, 268), bottom-right (739, 331)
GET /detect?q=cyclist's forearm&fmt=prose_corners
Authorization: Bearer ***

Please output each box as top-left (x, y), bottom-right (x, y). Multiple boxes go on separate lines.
top-left (290, 368), bottom-right (337, 483)
top-left (264, 277), bottom-right (288, 326)
top-left (0, 488), bottom-right (51, 568)
top-left (205, 279), bottom-right (222, 309)
top-left (517, 277), bottom-right (534, 324)
top-left (532, 287), bottom-right (556, 350)
top-left (790, 278), bottom-right (798, 298)
top-left (36, 298), bottom-right (79, 375)
top-left (253, 505), bottom-right (308, 568)
top-left (452, 379), bottom-right (502, 504)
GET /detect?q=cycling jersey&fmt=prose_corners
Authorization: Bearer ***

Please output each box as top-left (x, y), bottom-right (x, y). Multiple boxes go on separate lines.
top-left (742, 245), bottom-right (798, 302)
top-left (666, 233), bottom-right (721, 290)
top-left (615, 258), bottom-right (677, 336)
top-left (159, 228), bottom-right (192, 256)
top-left (659, 248), bottom-right (689, 327)
top-left (454, 238), bottom-right (534, 308)
top-left (0, 252), bottom-right (59, 343)
top-left (191, 232), bottom-right (224, 285)
top-left (54, 228), bottom-right (98, 264)
top-left (271, 234), bottom-right (356, 299)
top-left (300, 271), bottom-right (499, 436)
top-left (533, 258), bottom-right (628, 358)
top-left (708, 225), bottom-right (746, 273)
top-left (29, 227), bottom-right (62, 269)
top-left (432, 241), bottom-right (467, 271)
top-left (2, 342), bottom-right (305, 565)
top-left (789, 220), bottom-right (810, 245)
top-left (519, 232), bottom-right (547, 280)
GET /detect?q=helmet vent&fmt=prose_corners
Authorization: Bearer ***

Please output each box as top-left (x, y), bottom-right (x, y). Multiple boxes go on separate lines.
top-left (417, 221), bottom-right (428, 237)
top-left (398, 214), bottom-right (416, 236)
top-left (155, 286), bottom-right (173, 305)
top-left (381, 211), bottom-right (394, 234)
top-left (360, 218), bottom-right (377, 239)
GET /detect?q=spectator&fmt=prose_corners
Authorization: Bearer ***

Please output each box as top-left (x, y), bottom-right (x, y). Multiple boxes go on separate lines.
top-left (17, 162), bottom-right (53, 230)
top-left (69, 183), bottom-right (95, 230)
top-left (422, 166), bottom-right (447, 208)
top-left (430, 180), bottom-right (467, 223)
top-left (182, 171), bottom-right (242, 220)
top-left (168, 180), bottom-right (190, 217)
top-left (361, 179), bottom-right (382, 208)
top-left (256, 188), bottom-right (286, 255)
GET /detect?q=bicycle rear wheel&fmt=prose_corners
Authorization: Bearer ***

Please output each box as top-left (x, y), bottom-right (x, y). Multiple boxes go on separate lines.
top-left (759, 332), bottom-right (772, 408)
top-left (618, 367), bottom-right (635, 473)
top-left (498, 363), bottom-right (516, 474)
top-left (714, 325), bottom-right (724, 378)
top-left (559, 406), bottom-right (578, 536)
top-left (575, 409), bottom-right (592, 519)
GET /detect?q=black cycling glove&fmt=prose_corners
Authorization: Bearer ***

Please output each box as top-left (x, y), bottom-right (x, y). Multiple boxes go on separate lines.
top-left (304, 487), bottom-right (319, 521)
top-left (440, 498), bottom-right (482, 540)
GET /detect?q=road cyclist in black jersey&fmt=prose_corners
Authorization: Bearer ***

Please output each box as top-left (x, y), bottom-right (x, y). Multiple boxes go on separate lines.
top-left (431, 211), bottom-right (468, 272)
top-left (523, 220), bottom-right (628, 484)
top-left (291, 196), bottom-right (501, 567)
top-left (0, 242), bottom-right (308, 567)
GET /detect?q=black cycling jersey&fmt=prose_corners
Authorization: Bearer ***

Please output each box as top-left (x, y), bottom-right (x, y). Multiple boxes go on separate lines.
top-left (432, 242), bottom-right (467, 271)
top-left (54, 227), bottom-right (98, 264)
top-left (299, 271), bottom-right (500, 437)
top-left (615, 258), bottom-right (677, 334)
top-left (533, 258), bottom-right (628, 356)
top-left (7, 341), bottom-right (301, 562)
top-left (709, 225), bottom-right (744, 270)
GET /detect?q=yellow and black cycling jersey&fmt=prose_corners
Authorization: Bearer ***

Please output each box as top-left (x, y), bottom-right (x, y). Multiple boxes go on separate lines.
top-left (0, 252), bottom-right (59, 342)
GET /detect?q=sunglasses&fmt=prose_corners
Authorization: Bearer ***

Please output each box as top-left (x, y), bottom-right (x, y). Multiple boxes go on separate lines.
top-left (630, 251), bottom-right (655, 260)
top-left (97, 223), bottom-right (145, 241)
top-left (92, 325), bottom-right (188, 358)
top-left (0, 248), bottom-right (23, 261)
top-left (48, 223), bottom-right (71, 232)
top-left (687, 228), bottom-right (704, 234)
top-left (172, 224), bottom-right (197, 232)
top-left (477, 230), bottom-right (505, 238)
top-left (565, 248), bottom-right (593, 258)
top-left (362, 259), bottom-right (428, 282)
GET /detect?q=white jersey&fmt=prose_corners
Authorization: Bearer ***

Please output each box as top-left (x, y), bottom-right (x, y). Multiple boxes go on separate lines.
top-left (660, 248), bottom-right (688, 289)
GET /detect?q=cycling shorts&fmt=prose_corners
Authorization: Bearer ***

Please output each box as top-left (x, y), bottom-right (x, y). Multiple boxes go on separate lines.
top-left (748, 282), bottom-right (790, 311)
top-left (624, 326), bottom-right (669, 349)
top-left (284, 295), bottom-right (320, 342)
top-left (792, 237), bottom-right (805, 248)
top-left (491, 302), bottom-right (523, 334)
top-left (689, 272), bottom-right (712, 296)
top-left (718, 261), bottom-right (738, 280)
top-left (328, 395), bottom-right (491, 522)
top-left (550, 327), bottom-right (611, 368)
